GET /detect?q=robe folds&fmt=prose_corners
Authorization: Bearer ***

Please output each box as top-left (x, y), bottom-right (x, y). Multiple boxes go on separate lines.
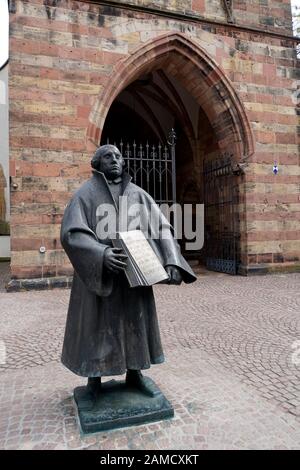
top-left (60, 170), bottom-right (197, 377)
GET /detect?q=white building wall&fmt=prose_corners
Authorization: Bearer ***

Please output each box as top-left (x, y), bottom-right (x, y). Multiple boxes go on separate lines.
top-left (0, 64), bottom-right (10, 259)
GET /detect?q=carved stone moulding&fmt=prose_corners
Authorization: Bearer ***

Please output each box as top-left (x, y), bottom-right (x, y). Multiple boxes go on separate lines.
top-left (222, 0), bottom-right (235, 24)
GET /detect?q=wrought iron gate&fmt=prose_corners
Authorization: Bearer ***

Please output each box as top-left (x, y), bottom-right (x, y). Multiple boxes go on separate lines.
top-left (105, 132), bottom-right (176, 206)
top-left (203, 154), bottom-right (240, 275)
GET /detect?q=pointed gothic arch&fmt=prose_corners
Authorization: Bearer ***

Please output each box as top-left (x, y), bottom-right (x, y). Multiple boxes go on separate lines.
top-left (87, 32), bottom-right (254, 162)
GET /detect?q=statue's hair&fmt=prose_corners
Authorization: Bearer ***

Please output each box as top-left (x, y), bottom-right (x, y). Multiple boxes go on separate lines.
top-left (91, 144), bottom-right (122, 170)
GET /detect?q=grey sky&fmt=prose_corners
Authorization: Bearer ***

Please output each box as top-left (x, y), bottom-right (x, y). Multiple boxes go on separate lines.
top-left (0, 0), bottom-right (8, 68)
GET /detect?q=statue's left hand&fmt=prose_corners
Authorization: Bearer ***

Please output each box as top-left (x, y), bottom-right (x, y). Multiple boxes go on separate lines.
top-left (165, 265), bottom-right (182, 285)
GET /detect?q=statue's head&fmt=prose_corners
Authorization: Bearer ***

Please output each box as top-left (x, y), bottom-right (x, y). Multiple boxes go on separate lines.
top-left (91, 144), bottom-right (125, 180)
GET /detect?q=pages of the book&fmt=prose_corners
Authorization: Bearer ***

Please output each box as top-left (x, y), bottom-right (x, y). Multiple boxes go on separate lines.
top-left (112, 230), bottom-right (169, 287)
top-left (112, 237), bottom-right (144, 287)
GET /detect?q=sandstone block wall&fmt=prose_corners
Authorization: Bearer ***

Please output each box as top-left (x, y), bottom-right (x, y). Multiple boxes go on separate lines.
top-left (8, 0), bottom-right (299, 281)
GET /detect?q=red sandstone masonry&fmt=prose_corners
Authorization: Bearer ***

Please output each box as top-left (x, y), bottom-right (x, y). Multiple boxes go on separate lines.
top-left (11, 237), bottom-right (63, 251)
top-left (20, 0), bottom-right (294, 35)
top-left (246, 212), bottom-right (300, 222)
top-left (8, 0), bottom-right (300, 279)
top-left (247, 232), bottom-right (300, 242)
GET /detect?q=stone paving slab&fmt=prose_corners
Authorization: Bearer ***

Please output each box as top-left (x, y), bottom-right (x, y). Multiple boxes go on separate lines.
top-left (0, 271), bottom-right (299, 449)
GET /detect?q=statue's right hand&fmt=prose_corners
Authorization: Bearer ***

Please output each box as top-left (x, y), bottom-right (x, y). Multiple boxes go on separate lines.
top-left (104, 247), bottom-right (127, 274)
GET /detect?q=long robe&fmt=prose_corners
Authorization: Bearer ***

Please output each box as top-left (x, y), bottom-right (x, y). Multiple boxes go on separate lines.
top-left (60, 170), bottom-right (196, 377)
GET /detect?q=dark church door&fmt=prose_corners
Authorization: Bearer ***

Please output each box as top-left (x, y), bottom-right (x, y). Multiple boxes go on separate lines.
top-left (203, 155), bottom-right (240, 275)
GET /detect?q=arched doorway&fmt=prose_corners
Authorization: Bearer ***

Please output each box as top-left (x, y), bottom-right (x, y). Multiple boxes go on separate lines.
top-left (100, 70), bottom-right (195, 208)
top-left (87, 33), bottom-right (255, 274)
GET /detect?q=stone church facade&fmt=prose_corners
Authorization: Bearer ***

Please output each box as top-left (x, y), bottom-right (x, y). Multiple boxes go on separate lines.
top-left (7, 0), bottom-right (300, 289)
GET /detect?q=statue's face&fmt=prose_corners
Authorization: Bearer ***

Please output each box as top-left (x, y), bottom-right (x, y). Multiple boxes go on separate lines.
top-left (99, 146), bottom-right (124, 179)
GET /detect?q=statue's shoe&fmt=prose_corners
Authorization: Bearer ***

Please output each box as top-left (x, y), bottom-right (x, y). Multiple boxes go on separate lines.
top-left (77, 382), bottom-right (101, 411)
top-left (125, 372), bottom-right (159, 398)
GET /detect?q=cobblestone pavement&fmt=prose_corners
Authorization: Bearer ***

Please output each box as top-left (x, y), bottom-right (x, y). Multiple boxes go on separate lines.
top-left (0, 269), bottom-right (299, 449)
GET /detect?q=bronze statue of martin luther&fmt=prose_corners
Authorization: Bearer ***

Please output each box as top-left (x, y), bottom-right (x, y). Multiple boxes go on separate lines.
top-left (60, 144), bottom-right (196, 409)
